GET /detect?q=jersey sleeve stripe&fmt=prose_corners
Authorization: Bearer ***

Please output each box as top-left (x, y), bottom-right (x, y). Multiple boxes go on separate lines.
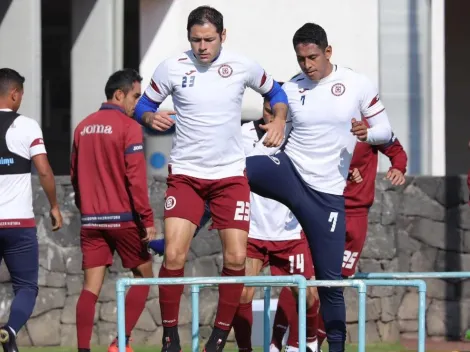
top-left (150, 79), bottom-right (161, 94)
top-left (125, 143), bottom-right (144, 154)
top-left (368, 95), bottom-right (380, 108)
top-left (364, 108), bottom-right (385, 119)
top-left (260, 72), bottom-right (267, 87)
top-left (30, 138), bottom-right (44, 147)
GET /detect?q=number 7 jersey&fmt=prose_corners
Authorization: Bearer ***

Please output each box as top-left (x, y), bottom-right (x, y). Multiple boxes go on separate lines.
top-left (144, 49), bottom-right (275, 180)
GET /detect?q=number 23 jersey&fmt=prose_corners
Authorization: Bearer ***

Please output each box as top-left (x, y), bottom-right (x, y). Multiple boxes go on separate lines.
top-left (144, 49), bottom-right (275, 180)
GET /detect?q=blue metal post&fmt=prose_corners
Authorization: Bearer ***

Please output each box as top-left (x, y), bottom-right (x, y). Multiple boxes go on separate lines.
top-left (191, 285), bottom-right (200, 352)
top-left (356, 281), bottom-right (367, 352)
top-left (353, 271), bottom-right (470, 280)
top-left (116, 279), bottom-right (127, 352)
top-left (296, 276), bottom-right (307, 352)
top-left (116, 276), bottom-right (307, 352)
top-left (304, 279), bottom-right (367, 352)
top-left (358, 279), bottom-right (427, 352)
top-left (263, 286), bottom-right (271, 352)
top-left (417, 282), bottom-right (427, 352)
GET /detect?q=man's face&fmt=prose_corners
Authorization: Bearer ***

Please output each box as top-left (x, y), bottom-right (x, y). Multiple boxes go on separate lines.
top-left (262, 100), bottom-right (274, 124)
top-left (189, 22), bottom-right (225, 64)
top-left (295, 43), bottom-right (332, 81)
top-left (122, 82), bottom-right (141, 117)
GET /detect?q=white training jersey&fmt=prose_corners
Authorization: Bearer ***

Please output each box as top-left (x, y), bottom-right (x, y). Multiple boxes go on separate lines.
top-left (283, 65), bottom-right (392, 195)
top-left (144, 49), bottom-right (275, 180)
top-left (241, 120), bottom-right (301, 241)
top-left (0, 109), bottom-right (47, 228)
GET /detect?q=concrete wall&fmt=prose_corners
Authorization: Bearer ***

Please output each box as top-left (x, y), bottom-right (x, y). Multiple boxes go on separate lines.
top-left (2, 174), bottom-right (469, 347)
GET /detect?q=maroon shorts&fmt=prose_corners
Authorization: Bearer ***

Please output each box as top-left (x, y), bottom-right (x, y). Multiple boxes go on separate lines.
top-left (341, 215), bottom-right (368, 277)
top-left (246, 232), bottom-right (315, 278)
top-left (80, 227), bottom-right (151, 270)
top-left (164, 173), bottom-right (251, 232)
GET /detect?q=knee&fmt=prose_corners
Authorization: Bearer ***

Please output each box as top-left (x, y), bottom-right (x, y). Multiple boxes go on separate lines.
top-left (164, 244), bottom-right (188, 269)
top-left (13, 284), bottom-right (38, 298)
top-left (223, 251), bottom-right (246, 270)
top-left (240, 287), bottom-right (255, 304)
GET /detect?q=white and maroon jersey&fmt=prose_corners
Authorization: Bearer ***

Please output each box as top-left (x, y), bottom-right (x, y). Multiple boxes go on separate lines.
top-left (283, 65), bottom-right (392, 195)
top-left (0, 109), bottom-right (46, 228)
top-left (144, 49), bottom-right (274, 180)
top-left (241, 120), bottom-right (301, 241)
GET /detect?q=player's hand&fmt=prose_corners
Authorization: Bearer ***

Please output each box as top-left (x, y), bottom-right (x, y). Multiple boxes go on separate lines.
top-left (50, 206), bottom-right (63, 231)
top-left (348, 168), bottom-right (363, 183)
top-left (142, 226), bottom-right (157, 242)
top-left (144, 111), bottom-right (176, 132)
top-left (385, 168), bottom-right (405, 186)
top-left (350, 118), bottom-right (368, 142)
top-left (260, 119), bottom-right (285, 147)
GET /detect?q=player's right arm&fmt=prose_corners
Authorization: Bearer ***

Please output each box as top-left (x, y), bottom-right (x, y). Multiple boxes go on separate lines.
top-left (124, 122), bottom-right (155, 238)
top-left (134, 60), bottom-right (176, 132)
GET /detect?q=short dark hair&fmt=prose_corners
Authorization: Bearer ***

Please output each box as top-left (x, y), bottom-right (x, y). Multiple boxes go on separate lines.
top-left (104, 69), bottom-right (142, 100)
top-left (187, 6), bottom-right (224, 36)
top-left (0, 68), bottom-right (25, 96)
top-left (292, 23), bottom-right (329, 50)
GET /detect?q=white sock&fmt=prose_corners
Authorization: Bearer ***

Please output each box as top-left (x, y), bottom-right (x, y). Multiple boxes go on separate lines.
top-left (269, 344), bottom-right (281, 352)
top-left (7, 326), bottom-right (15, 336)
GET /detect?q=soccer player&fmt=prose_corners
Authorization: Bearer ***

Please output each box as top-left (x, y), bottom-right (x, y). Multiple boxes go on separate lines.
top-left (232, 96), bottom-right (319, 352)
top-left (0, 68), bottom-right (63, 352)
top-left (272, 129), bottom-right (408, 352)
top-left (245, 23), bottom-right (394, 352)
top-left (134, 6), bottom-right (288, 352)
top-left (71, 69), bottom-right (157, 352)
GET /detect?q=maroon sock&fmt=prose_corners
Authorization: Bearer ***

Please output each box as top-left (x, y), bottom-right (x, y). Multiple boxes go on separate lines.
top-left (232, 302), bottom-right (253, 351)
top-left (317, 314), bottom-right (326, 348)
top-left (159, 265), bottom-right (184, 327)
top-left (306, 299), bottom-right (320, 343)
top-left (213, 267), bottom-right (245, 330)
top-left (76, 289), bottom-right (98, 349)
top-left (125, 285), bottom-right (150, 335)
top-left (286, 293), bottom-right (319, 346)
top-left (271, 287), bottom-right (293, 349)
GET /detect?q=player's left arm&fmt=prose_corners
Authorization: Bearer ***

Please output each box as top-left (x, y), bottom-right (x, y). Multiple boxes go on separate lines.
top-left (26, 119), bottom-right (62, 230)
top-left (245, 60), bottom-right (288, 147)
top-left (377, 133), bottom-right (408, 185)
top-left (357, 76), bottom-right (393, 145)
top-left (70, 134), bottom-right (80, 210)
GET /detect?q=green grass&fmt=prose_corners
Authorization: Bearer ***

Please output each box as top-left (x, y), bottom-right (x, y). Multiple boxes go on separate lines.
top-left (14, 344), bottom-right (425, 352)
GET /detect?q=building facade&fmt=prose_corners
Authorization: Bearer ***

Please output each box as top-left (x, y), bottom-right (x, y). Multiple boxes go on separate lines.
top-left (0, 0), bottom-right (466, 177)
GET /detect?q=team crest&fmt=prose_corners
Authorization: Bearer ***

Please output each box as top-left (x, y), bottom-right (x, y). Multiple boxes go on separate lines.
top-left (331, 83), bottom-right (346, 96)
top-left (218, 64), bottom-right (233, 78)
top-left (165, 196), bottom-right (176, 210)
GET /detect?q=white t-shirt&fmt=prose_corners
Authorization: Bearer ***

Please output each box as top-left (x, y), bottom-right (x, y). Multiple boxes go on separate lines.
top-left (144, 49), bottom-right (274, 180)
top-left (0, 109), bottom-right (46, 227)
top-left (283, 65), bottom-right (392, 195)
top-left (241, 120), bottom-right (301, 241)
